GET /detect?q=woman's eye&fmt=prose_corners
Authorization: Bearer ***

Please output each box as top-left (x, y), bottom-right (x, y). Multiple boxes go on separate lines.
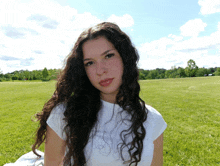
top-left (105, 53), bottom-right (114, 59)
top-left (84, 61), bottom-right (93, 67)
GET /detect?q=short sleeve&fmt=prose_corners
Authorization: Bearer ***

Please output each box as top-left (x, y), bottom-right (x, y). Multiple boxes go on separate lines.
top-left (46, 103), bottom-right (67, 140)
top-left (145, 105), bottom-right (167, 141)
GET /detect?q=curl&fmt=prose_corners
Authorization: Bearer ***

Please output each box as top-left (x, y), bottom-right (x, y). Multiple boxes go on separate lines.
top-left (32, 22), bottom-right (148, 166)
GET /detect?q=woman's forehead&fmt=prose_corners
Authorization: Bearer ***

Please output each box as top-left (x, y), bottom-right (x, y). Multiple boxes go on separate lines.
top-left (82, 37), bottom-right (115, 58)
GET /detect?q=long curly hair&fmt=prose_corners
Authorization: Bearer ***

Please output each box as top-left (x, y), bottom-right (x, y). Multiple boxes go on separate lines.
top-left (32, 22), bottom-right (148, 166)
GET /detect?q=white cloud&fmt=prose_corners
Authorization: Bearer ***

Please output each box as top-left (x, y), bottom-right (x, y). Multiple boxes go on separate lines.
top-left (138, 37), bottom-right (174, 59)
top-left (198, 0), bottom-right (220, 15)
top-left (168, 34), bottom-right (183, 42)
top-left (138, 21), bottom-right (220, 70)
top-left (0, 0), bottom-right (135, 73)
top-left (180, 19), bottom-right (207, 37)
top-left (107, 14), bottom-right (134, 28)
top-left (218, 22), bottom-right (220, 31)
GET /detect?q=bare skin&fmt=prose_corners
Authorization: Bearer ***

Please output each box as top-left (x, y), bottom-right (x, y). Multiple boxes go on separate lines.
top-left (83, 37), bottom-right (123, 104)
top-left (44, 125), bottom-right (66, 166)
top-left (151, 133), bottom-right (163, 166)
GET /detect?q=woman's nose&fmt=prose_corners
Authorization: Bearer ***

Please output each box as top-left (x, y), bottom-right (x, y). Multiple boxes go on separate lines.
top-left (96, 61), bottom-right (107, 75)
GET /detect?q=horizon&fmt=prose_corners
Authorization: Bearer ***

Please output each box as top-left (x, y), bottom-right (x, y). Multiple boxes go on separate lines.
top-left (2, 64), bottom-right (219, 75)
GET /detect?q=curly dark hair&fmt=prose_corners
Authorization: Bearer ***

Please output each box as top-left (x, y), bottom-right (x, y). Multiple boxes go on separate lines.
top-left (32, 22), bottom-right (148, 166)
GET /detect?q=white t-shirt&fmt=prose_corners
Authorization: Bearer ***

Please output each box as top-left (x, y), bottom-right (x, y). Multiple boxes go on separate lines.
top-left (47, 100), bottom-right (167, 166)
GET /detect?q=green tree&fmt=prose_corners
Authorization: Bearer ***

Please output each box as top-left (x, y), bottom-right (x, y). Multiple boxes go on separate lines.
top-left (165, 66), bottom-right (178, 78)
top-left (147, 70), bottom-right (159, 79)
top-left (4, 74), bottom-right (12, 81)
top-left (12, 74), bottom-right (19, 80)
top-left (142, 70), bottom-right (149, 76)
top-left (24, 70), bottom-right (30, 80)
top-left (154, 68), bottom-right (166, 79)
top-left (185, 59), bottom-right (198, 77)
top-left (50, 69), bottom-right (60, 80)
top-left (0, 68), bottom-right (3, 78)
top-left (139, 70), bottom-right (145, 80)
top-left (177, 67), bottom-right (186, 77)
top-left (214, 67), bottom-right (220, 76)
top-left (196, 68), bottom-right (207, 77)
top-left (209, 67), bottom-right (215, 73)
top-left (42, 67), bottom-right (49, 78)
top-left (0, 69), bottom-right (4, 81)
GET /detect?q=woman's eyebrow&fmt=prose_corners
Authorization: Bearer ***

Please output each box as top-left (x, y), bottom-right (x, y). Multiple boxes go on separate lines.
top-left (83, 58), bottom-right (91, 62)
top-left (83, 49), bottom-right (115, 62)
top-left (101, 49), bottom-right (115, 56)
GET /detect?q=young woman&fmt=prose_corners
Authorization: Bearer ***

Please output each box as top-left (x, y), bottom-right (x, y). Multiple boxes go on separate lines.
top-left (32, 22), bottom-right (167, 166)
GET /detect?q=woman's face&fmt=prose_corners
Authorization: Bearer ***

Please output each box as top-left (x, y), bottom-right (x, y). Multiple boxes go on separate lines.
top-left (82, 36), bottom-right (124, 103)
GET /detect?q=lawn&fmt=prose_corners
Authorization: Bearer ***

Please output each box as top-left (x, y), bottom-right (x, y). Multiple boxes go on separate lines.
top-left (0, 80), bottom-right (55, 165)
top-left (0, 77), bottom-right (220, 165)
top-left (139, 76), bottom-right (220, 166)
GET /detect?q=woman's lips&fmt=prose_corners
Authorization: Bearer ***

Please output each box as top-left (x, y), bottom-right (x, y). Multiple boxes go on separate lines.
top-left (99, 78), bottom-right (114, 87)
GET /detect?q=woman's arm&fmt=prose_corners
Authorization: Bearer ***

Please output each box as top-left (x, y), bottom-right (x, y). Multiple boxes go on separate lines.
top-left (44, 125), bottom-right (66, 166)
top-left (151, 133), bottom-right (163, 166)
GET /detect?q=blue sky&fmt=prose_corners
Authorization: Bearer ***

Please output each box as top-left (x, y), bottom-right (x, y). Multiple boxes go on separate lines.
top-left (0, 0), bottom-right (220, 74)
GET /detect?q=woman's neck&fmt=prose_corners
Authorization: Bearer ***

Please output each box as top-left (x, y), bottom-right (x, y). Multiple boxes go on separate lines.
top-left (100, 94), bottom-right (116, 104)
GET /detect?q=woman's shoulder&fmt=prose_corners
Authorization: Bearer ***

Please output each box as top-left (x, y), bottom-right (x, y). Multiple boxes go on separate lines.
top-left (47, 102), bottom-right (67, 127)
top-left (145, 104), bottom-right (164, 121)
top-left (50, 103), bottom-right (67, 115)
top-left (144, 104), bottom-right (167, 140)
top-left (46, 103), bottom-right (67, 140)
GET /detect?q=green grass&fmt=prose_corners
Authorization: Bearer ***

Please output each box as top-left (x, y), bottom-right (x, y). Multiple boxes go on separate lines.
top-left (0, 80), bottom-right (56, 165)
top-left (1, 77), bottom-right (220, 165)
top-left (139, 77), bottom-right (220, 166)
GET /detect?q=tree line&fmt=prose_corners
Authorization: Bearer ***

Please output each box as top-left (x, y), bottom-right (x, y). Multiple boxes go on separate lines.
top-left (0, 59), bottom-right (220, 82)
top-left (139, 59), bottom-right (220, 80)
top-left (0, 68), bottom-right (60, 82)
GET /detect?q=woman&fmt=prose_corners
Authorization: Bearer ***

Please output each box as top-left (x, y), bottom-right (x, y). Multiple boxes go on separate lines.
top-left (32, 22), bottom-right (167, 166)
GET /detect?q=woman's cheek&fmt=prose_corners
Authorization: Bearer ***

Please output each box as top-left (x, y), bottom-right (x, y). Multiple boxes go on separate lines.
top-left (108, 59), bottom-right (118, 67)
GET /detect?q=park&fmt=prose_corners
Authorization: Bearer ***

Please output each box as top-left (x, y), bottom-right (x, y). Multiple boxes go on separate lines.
top-left (0, 76), bottom-right (219, 165)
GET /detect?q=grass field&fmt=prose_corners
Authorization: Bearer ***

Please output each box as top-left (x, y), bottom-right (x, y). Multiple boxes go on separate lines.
top-left (0, 77), bottom-right (220, 165)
